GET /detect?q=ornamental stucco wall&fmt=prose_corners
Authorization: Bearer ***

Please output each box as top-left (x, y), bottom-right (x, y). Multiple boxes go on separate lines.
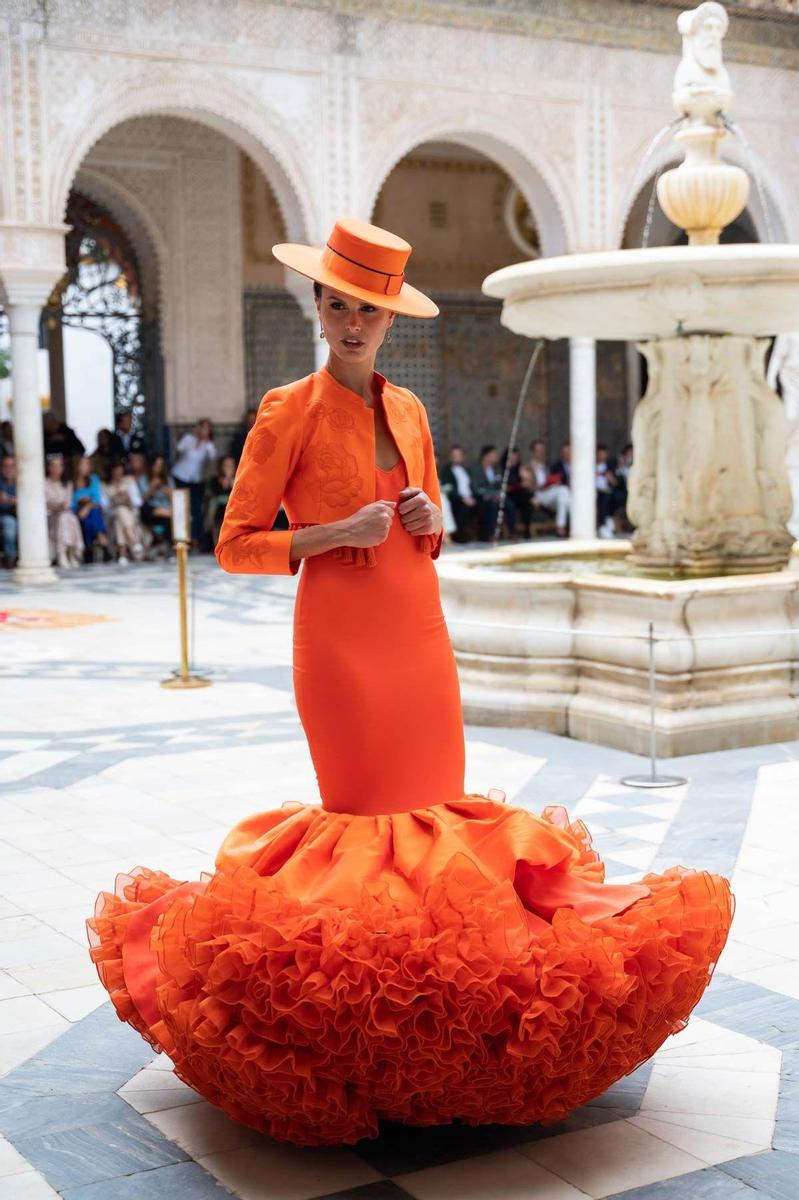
top-left (1, 0), bottom-right (797, 431)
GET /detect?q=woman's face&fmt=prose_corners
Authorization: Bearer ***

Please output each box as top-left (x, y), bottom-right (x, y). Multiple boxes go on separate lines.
top-left (47, 458), bottom-right (63, 480)
top-left (77, 456), bottom-right (90, 479)
top-left (220, 456), bottom-right (235, 476)
top-left (316, 286), bottom-right (394, 365)
top-left (197, 420), bottom-right (211, 439)
top-left (151, 456), bottom-right (166, 474)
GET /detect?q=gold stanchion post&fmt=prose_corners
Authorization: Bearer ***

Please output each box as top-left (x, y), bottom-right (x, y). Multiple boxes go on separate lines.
top-left (161, 490), bottom-right (211, 690)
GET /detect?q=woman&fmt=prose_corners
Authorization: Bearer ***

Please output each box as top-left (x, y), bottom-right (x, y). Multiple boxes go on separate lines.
top-left (88, 220), bottom-right (732, 1146)
top-left (71, 456), bottom-right (110, 561)
top-left (501, 446), bottom-right (533, 538)
top-left (171, 418), bottom-right (216, 546)
top-left (140, 456), bottom-right (173, 551)
top-left (44, 454), bottom-right (83, 568)
top-left (206, 454), bottom-right (236, 548)
top-left (104, 462), bottom-right (145, 564)
top-left (91, 428), bottom-right (117, 480)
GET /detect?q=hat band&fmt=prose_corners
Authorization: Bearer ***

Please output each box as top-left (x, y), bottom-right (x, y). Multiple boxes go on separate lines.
top-left (322, 243), bottom-right (404, 297)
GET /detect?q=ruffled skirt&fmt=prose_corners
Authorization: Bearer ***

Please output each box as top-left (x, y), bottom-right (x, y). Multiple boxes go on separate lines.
top-left (88, 797), bottom-right (732, 1146)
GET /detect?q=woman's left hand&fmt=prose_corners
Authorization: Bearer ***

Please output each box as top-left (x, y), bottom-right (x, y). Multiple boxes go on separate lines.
top-left (398, 487), bottom-right (442, 536)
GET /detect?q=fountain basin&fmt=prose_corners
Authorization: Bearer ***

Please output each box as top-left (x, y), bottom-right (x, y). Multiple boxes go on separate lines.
top-left (483, 244), bottom-right (799, 341)
top-left (439, 541), bottom-right (799, 757)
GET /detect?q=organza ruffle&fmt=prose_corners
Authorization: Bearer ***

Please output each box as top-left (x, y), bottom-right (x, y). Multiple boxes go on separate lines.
top-left (88, 797), bottom-right (733, 1146)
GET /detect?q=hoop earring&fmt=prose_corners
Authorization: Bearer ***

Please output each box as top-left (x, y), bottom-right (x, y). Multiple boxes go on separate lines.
top-left (319, 329), bottom-right (325, 340)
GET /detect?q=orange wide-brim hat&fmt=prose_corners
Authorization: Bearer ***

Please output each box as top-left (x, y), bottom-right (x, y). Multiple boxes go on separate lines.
top-left (273, 218), bottom-right (439, 319)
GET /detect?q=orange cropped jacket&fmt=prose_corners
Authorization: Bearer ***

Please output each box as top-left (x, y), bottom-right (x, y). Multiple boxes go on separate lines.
top-left (216, 367), bottom-right (444, 576)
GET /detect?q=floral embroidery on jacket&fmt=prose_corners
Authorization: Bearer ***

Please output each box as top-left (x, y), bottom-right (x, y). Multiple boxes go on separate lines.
top-left (247, 422), bottom-right (278, 465)
top-left (383, 396), bottom-right (409, 423)
top-left (224, 479), bottom-right (259, 523)
top-left (307, 402), bottom-right (356, 431)
top-left (311, 443), bottom-right (364, 508)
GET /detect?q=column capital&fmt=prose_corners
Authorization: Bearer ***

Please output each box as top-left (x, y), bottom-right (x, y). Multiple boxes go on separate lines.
top-left (0, 222), bottom-right (68, 310)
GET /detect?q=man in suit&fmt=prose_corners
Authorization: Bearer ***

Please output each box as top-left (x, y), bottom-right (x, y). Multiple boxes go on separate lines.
top-left (549, 441), bottom-right (571, 487)
top-left (439, 445), bottom-right (478, 542)
top-left (111, 411), bottom-right (145, 462)
top-left (472, 444), bottom-right (517, 541)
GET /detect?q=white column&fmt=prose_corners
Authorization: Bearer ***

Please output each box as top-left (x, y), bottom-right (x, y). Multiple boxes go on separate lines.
top-left (569, 336), bottom-right (597, 540)
top-left (8, 298), bottom-right (57, 586)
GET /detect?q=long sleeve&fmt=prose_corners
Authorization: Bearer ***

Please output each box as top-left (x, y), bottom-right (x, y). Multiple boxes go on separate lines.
top-left (415, 395), bottom-right (444, 561)
top-left (215, 389), bottom-right (303, 576)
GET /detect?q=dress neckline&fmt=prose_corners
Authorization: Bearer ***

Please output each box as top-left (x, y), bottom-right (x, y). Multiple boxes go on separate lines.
top-left (376, 459), bottom-right (403, 474)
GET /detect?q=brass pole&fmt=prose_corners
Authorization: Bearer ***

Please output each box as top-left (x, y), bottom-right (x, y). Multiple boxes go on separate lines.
top-left (160, 540), bottom-right (211, 690)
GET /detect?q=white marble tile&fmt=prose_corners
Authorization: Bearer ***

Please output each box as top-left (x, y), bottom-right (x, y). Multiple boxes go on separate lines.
top-left (719, 939), bottom-right (789, 975)
top-left (642, 1062), bottom-right (780, 1121)
top-left (7, 954), bottom-right (98, 994)
top-left (198, 1142), bottom-right (380, 1200)
top-left (731, 921), bottom-right (799, 957)
top-left (0, 751), bottom-right (78, 784)
top-left (0, 1135), bottom-right (30, 1177)
top-left (0, 994), bottom-right (71, 1035)
top-left (0, 930), bottom-right (81, 969)
top-left (147, 1100), bottom-right (262, 1156)
top-left (614, 820), bottom-right (671, 844)
top-left (736, 959), bottom-right (799, 1000)
top-left (39, 984), bottom-right (106, 1022)
top-left (0, 1169), bottom-right (59, 1198)
top-left (399, 1149), bottom-right (588, 1199)
top-left (603, 844), bottom-right (655, 869)
top-left (0, 1023), bottom-right (67, 1077)
top-left (520, 1119), bottom-right (706, 1197)
top-left (629, 1113), bottom-right (765, 1164)
top-left (0, 971), bottom-right (30, 1001)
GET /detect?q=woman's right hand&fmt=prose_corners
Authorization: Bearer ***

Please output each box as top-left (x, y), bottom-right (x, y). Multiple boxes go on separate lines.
top-left (337, 500), bottom-right (396, 548)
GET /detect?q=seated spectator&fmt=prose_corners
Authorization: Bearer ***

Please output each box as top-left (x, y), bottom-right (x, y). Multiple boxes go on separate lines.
top-left (110, 411), bottom-right (145, 463)
top-left (230, 407), bottom-right (258, 462)
top-left (43, 412), bottom-right (85, 463)
top-left (172, 418), bottom-right (217, 547)
top-left (596, 444), bottom-right (620, 538)
top-left (502, 447), bottom-right (533, 538)
top-left (613, 443), bottom-right (634, 530)
top-left (0, 420), bottom-right (13, 457)
top-left (72, 456), bottom-right (110, 561)
top-left (140, 456), bottom-right (173, 553)
top-left (528, 439), bottom-right (571, 537)
top-left (549, 441), bottom-right (571, 487)
top-left (91, 428), bottom-right (117, 480)
top-left (0, 454), bottom-right (17, 567)
top-left (128, 452), bottom-right (149, 501)
top-left (473, 444), bottom-right (517, 541)
top-left (105, 462), bottom-right (145, 564)
top-left (439, 446), bottom-right (478, 542)
top-left (45, 454), bottom-right (83, 569)
top-left (207, 455), bottom-right (236, 548)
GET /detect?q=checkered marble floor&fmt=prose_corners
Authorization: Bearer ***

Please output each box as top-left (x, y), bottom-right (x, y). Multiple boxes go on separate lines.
top-left (0, 560), bottom-right (797, 1199)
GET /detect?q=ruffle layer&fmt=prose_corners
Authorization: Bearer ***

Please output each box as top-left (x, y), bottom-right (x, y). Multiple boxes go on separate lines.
top-left (88, 798), bottom-right (733, 1146)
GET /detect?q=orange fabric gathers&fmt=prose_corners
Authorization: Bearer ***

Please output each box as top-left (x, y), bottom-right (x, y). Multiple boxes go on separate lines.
top-left (87, 368), bottom-right (734, 1147)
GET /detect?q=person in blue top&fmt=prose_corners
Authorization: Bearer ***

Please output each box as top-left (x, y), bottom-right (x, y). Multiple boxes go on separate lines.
top-left (71, 455), bottom-right (111, 561)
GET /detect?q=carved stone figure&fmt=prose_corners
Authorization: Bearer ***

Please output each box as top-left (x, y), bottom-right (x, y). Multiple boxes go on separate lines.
top-left (628, 334), bottom-right (793, 573)
top-left (673, 1), bottom-right (733, 119)
top-left (766, 332), bottom-right (799, 535)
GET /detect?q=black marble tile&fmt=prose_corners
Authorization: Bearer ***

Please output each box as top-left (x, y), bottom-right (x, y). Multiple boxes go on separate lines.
top-left (314, 1183), bottom-right (416, 1200)
top-left (352, 1118), bottom-right (556, 1177)
top-left (60, 1161), bottom-right (236, 1199)
top-left (720, 1149), bottom-right (799, 1200)
top-left (604, 1165), bottom-right (759, 1198)
top-left (16, 1115), bottom-right (190, 1191)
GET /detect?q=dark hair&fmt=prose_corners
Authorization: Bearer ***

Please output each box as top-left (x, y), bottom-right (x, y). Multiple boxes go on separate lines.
top-left (597, 443), bottom-right (608, 453)
top-left (622, 443), bottom-right (633, 454)
top-left (530, 438), bottom-right (545, 449)
top-left (449, 444), bottom-right (464, 453)
top-left (480, 444), bottom-right (497, 459)
top-left (313, 282), bottom-right (322, 300)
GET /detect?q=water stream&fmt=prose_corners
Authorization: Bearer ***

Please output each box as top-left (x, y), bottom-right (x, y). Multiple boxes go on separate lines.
top-left (720, 115), bottom-right (776, 243)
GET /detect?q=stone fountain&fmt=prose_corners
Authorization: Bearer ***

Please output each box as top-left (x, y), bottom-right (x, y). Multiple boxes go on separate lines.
top-left (438, 1), bottom-right (799, 756)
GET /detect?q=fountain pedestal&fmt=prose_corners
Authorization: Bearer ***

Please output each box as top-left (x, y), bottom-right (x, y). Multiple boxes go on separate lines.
top-left (628, 334), bottom-right (793, 575)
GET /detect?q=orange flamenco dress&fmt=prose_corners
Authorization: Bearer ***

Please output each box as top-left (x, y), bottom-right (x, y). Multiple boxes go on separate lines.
top-left (88, 456), bottom-right (733, 1147)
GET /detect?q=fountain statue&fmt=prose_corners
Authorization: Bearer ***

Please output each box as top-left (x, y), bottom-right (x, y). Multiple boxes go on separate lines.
top-left (435, 2), bottom-right (799, 757)
top-left (767, 331), bottom-right (799, 538)
top-left (483, 0), bottom-right (798, 577)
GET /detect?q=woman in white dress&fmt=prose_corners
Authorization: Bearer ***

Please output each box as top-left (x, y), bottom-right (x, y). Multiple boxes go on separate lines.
top-left (44, 454), bottom-right (83, 568)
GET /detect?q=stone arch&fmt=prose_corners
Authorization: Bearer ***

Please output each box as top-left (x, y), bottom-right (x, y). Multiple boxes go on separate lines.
top-left (614, 136), bottom-right (794, 249)
top-left (74, 166), bottom-right (166, 319)
top-left (49, 69), bottom-right (316, 245)
top-left (361, 117), bottom-right (574, 258)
